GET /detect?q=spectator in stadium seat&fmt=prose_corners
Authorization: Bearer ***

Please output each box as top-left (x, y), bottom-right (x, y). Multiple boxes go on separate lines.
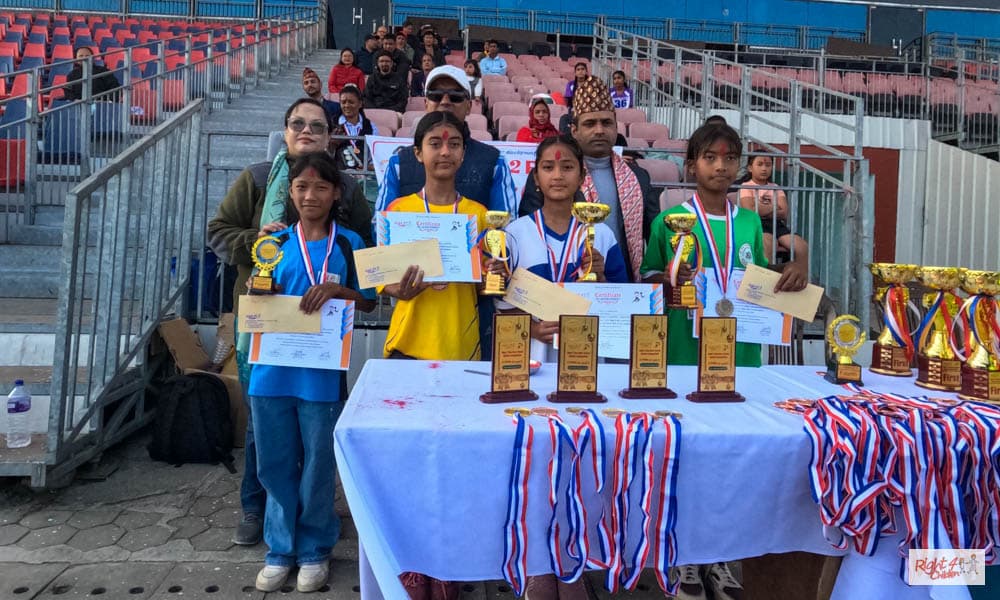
top-left (380, 34), bottom-right (411, 76)
top-left (464, 59), bottom-right (483, 100)
top-left (65, 46), bottom-right (120, 101)
top-left (364, 51), bottom-right (408, 113)
top-left (479, 39), bottom-right (507, 76)
top-left (610, 69), bottom-right (634, 109)
top-left (737, 153), bottom-right (809, 265)
top-left (516, 94), bottom-right (559, 143)
top-left (356, 34), bottom-right (380, 75)
top-left (331, 84), bottom-right (378, 172)
top-left (301, 67), bottom-right (341, 123)
top-left (563, 62), bottom-right (589, 105)
top-left (375, 25), bottom-right (389, 40)
top-left (402, 22), bottom-right (420, 53)
top-left (519, 77), bottom-right (658, 282)
top-left (395, 30), bottom-right (415, 63)
top-left (327, 48), bottom-right (366, 95)
top-left (410, 54), bottom-right (435, 97)
top-left (416, 29), bottom-right (444, 68)
top-left (206, 98), bottom-right (375, 550)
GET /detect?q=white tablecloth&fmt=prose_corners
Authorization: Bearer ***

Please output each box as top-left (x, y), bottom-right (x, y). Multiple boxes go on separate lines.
top-left (334, 360), bottom-right (973, 600)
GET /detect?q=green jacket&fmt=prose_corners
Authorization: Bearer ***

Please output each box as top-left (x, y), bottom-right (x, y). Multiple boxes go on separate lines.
top-left (207, 161), bottom-right (374, 315)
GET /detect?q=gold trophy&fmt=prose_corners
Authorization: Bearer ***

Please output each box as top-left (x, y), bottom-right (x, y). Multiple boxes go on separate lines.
top-left (958, 270), bottom-right (1000, 402)
top-left (571, 202), bottom-right (611, 282)
top-left (664, 213), bottom-right (699, 309)
top-left (869, 263), bottom-right (919, 376)
top-left (249, 235), bottom-right (285, 294)
top-left (481, 211), bottom-right (511, 296)
top-left (825, 315), bottom-right (865, 385)
top-left (914, 266), bottom-right (965, 391)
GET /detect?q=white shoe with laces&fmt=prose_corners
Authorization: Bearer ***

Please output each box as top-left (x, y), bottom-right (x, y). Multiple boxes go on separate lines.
top-left (668, 564), bottom-right (707, 600)
top-left (297, 561), bottom-right (330, 592)
top-left (255, 565), bottom-right (291, 592)
top-left (706, 561), bottom-right (743, 600)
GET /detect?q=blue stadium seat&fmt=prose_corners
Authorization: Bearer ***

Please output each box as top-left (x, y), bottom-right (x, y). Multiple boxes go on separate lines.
top-left (92, 102), bottom-right (124, 137)
top-left (46, 62), bottom-right (72, 84)
top-left (40, 103), bottom-right (82, 163)
top-left (0, 55), bottom-right (14, 76)
top-left (4, 34), bottom-right (23, 54)
top-left (129, 24), bottom-right (141, 35)
top-left (110, 23), bottom-right (126, 35)
top-left (166, 39), bottom-right (185, 52)
top-left (53, 34), bottom-right (71, 46)
top-left (74, 36), bottom-right (94, 49)
top-left (18, 56), bottom-right (44, 72)
top-left (0, 99), bottom-right (28, 139)
top-left (149, 25), bottom-right (161, 35)
top-left (99, 38), bottom-right (120, 52)
top-left (14, 17), bottom-right (31, 28)
top-left (27, 32), bottom-right (45, 45)
top-left (123, 38), bottom-right (139, 48)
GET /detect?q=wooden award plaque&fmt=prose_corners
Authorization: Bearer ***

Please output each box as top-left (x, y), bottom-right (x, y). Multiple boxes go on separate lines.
top-left (620, 314), bottom-right (676, 399)
top-left (548, 315), bottom-right (606, 403)
top-left (480, 314), bottom-right (538, 404)
top-left (958, 364), bottom-right (1000, 403)
top-left (687, 317), bottom-right (745, 403)
top-left (915, 355), bottom-right (962, 391)
top-left (869, 343), bottom-right (911, 376)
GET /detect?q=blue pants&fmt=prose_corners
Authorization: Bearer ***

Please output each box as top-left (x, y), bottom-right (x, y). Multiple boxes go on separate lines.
top-left (250, 395), bottom-right (343, 567)
top-left (236, 348), bottom-right (266, 516)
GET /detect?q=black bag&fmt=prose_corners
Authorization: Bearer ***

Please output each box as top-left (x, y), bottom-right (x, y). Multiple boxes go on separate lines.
top-left (148, 373), bottom-right (236, 473)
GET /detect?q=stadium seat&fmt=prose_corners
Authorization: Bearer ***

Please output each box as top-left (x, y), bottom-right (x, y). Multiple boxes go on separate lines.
top-left (405, 96), bottom-right (425, 111)
top-left (40, 103), bottom-right (82, 163)
top-left (615, 108), bottom-right (647, 126)
top-left (395, 126), bottom-right (412, 139)
top-left (0, 98), bottom-right (27, 138)
top-left (466, 113), bottom-right (488, 132)
top-left (497, 115), bottom-right (528, 139)
top-left (659, 187), bottom-right (691, 211)
top-left (625, 137), bottom-right (649, 148)
top-left (628, 122), bottom-right (670, 143)
top-left (469, 129), bottom-right (493, 142)
top-left (637, 158), bottom-right (681, 186)
top-left (92, 101), bottom-right (124, 137)
top-left (402, 110), bottom-right (425, 128)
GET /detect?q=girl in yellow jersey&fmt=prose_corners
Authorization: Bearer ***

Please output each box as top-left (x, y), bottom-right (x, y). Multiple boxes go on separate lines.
top-left (381, 111), bottom-right (488, 361)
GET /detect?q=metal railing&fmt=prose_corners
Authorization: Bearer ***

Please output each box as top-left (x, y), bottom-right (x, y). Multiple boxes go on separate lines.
top-left (389, 3), bottom-right (865, 51)
top-left (0, 1), bottom-right (321, 20)
top-left (925, 32), bottom-right (1000, 63)
top-left (32, 100), bottom-right (204, 487)
top-left (0, 7), bottom-right (322, 242)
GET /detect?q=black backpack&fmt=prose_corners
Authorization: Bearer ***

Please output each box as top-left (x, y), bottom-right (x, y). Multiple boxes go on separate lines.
top-left (148, 373), bottom-right (236, 473)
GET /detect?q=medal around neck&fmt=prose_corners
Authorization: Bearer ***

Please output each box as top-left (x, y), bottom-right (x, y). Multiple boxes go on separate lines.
top-left (481, 211), bottom-right (511, 297)
top-left (957, 269), bottom-right (1000, 402)
top-left (868, 262), bottom-right (919, 376)
top-left (481, 314), bottom-right (538, 404)
top-left (571, 202), bottom-right (611, 282)
top-left (663, 213), bottom-right (700, 309)
top-left (548, 315), bottom-right (607, 403)
top-left (914, 266), bottom-right (964, 391)
top-left (249, 235), bottom-right (284, 295)
top-left (687, 316), bottom-right (745, 403)
top-left (824, 315), bottom-right (865, 385)
top-left (619, 314), bottom-right (677, 399)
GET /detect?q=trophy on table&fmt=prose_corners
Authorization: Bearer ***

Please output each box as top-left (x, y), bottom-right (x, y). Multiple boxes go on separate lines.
top-left (481, 211), bottom-right (511, 296)
top-left (248, 235), bottom-right (285, 294)
top-left (663, 213), bottom-right (700, 309)
top-left (914, 266), bottom-right (965, 391)
top-left (825, 315), bottom-right (865, 385)
top-left (571, 202), bottom-right (611, 282)
top-left (869, 263), bottom-right (919, 376)
top-left (958, 270), bottom-right (1000, 403)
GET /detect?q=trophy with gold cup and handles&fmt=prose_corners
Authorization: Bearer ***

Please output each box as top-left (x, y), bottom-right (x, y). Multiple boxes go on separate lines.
top-left (869, 263), bottom-right (920, 376)
top-left (248, 235), bottom-right (285, 295)
top-left (955, 270), bottom-right (1000, 402)
top-left (571, 202), bottom-right (611, 282)
top-left (914, 266), bottom-right (965, 391)
top-left (663, 213), bottom-right (700, 309)
top-left (480, 211), bottom-right (511, 296)
top-left (825, 315), bottom-right (866, 385)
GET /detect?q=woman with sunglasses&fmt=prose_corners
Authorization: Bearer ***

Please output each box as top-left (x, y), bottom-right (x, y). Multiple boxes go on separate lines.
top-left (208, 98), bottom-right (374, 552)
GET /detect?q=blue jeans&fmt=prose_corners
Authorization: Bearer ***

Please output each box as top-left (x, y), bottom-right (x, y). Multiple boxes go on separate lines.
top-left (250, 395), bottom-right (343, 567)
top-left (236, 348), bottom-right (266, 516)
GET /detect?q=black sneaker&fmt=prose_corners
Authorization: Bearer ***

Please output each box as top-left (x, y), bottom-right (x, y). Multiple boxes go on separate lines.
top-left (234, 513), bottom-right (263, 546)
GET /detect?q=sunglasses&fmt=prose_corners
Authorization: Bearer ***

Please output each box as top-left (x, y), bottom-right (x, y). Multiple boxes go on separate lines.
top-left (426, 89), bottom-right (469, 103)
top-left (287, 118), bottom-right (328, 134)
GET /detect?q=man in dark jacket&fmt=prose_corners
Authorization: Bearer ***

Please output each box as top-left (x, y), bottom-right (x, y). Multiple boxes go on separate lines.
top-left (380, 34), bottom-right (411, 76)
top-left (355, 34), bottom-right (379, 75)
top-left (518, 77), bottom-right (659, 282)
top-left (65, 46), bottom-right (121, 101)
top-left (363, 51), bottom-right (408, 113)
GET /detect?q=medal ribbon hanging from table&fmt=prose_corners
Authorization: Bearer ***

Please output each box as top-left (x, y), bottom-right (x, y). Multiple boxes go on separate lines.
top-left (502, 412), bottom-right (534, 596)
top-left (538, 411), bottom-right (589, 583)
top-left (603, 413), bottom-right (632, 593)
top-left (690, 194), bottom-right (736, 316)
top-left (571, 409), bottom-right (612, 571)
top-left (652, 413), bottom-right (682, 596)
top-left (621, 414), bottom-right (657, 591)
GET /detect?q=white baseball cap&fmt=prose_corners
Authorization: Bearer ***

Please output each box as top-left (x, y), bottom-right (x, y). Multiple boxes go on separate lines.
top-left (424, 65), bottom-right (472, 97)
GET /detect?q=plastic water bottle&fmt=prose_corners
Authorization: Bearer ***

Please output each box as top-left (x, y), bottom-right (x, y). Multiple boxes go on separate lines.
top-left (6, 380), bottom-right (31, 449)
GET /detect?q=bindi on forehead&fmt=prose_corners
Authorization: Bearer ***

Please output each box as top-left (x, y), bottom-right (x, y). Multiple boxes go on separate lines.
top-left (554, 150), bottom-right (562, 160)
top-left (441, 129), bottom-right (450, 141)
top-left (707, 140), bottom-right (736, 155)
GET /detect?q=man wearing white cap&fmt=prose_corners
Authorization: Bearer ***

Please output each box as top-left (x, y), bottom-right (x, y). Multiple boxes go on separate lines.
top-left (374, 64), bottom-right (516, 214)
